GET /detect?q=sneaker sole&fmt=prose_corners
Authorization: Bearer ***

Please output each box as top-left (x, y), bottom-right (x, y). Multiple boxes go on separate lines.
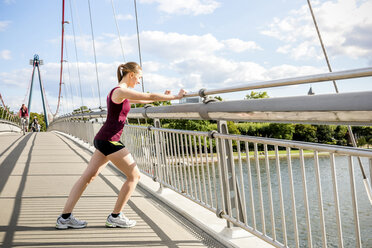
top-left (56, 224), bottom-right (87, 229)
top-left (105, 221), bottom-right (136, 228)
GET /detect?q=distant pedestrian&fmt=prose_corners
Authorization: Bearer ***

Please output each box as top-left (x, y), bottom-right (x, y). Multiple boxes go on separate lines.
top-left (18, 104), bottom-right (29, 133)
top-left (31, 117), bottom-right (39, 132)
top-left (56, 61), bottom-right (186, 229)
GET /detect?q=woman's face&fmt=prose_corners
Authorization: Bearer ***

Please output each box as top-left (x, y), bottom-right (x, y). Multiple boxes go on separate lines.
top-left (129, 70), bottom-right (142, 88)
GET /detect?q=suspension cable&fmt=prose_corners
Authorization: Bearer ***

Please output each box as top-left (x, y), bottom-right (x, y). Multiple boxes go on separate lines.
top-left (62, 73), bottom-right (68, 113)
top-left (64, 38), bottom-right (75, 112)
top-left (133, 0), bottom-right (144, 92)
top-left (54, 0), bottom-right (66, 116)
top-left (87, 0), bottom-right (102, 107)
top-left (61, 50), bottom-right (70, 113)
top-left (110, 0), bottom-right (126, 62)
top-left (69, 0), bottom-right (84, 111)
top-left (307, 0), bottom-right (339, 93)
top-left (307, 0), bottom-right (372, 204)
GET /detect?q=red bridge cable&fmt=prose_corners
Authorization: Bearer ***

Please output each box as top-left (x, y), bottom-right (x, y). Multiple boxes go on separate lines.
top-left (55, 0), bottom-right (66, 116)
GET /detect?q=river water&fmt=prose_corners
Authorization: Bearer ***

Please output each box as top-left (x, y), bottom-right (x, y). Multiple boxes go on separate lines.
top-left (183, 154), bottom-right (372, 247)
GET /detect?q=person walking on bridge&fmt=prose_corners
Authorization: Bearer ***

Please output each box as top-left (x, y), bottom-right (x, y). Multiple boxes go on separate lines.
top-left (18, 104), bottom-right (29, 133)
top-left (56, 62), bottom-right (186, 229)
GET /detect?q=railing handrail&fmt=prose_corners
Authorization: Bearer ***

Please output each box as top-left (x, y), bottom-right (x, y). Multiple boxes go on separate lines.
top-left (52, 90), bottom-right (372, 126)
top-left (185, 67), bottom-right (372, 97)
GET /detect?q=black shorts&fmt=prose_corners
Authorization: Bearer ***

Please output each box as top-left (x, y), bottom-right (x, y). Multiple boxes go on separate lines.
top-left (94, 139), bottom-right (125, 156)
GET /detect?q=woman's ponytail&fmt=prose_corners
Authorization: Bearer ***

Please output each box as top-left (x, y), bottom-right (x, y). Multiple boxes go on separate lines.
top-left (117, 62), bottom-right (142, 83)
top-left (117, 64), bottom-right (125, 83)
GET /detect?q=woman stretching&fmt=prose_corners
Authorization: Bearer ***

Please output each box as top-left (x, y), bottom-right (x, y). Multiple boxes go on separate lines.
top-left (56, 62), bottom-right (186, 229)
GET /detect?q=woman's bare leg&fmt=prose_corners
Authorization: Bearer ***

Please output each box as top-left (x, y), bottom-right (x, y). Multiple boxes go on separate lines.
top-left (63, 149), bottom-right (109, 214)
top-left (107, 148), bottom-right (141, 213)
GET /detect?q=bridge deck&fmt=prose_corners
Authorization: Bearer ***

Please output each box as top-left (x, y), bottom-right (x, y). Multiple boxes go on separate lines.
top-left (0, 132), bottom-right (214, 248)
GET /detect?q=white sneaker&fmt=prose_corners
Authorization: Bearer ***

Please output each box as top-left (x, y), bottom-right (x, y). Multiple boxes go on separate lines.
top-left (105, 213), bottom-right (136, 228)
top-left (55, 214), bottom-right (87, 229)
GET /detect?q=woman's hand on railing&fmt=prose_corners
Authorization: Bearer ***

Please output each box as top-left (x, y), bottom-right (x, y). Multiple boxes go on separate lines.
top-left (177, 89), bottom-right (187, 99)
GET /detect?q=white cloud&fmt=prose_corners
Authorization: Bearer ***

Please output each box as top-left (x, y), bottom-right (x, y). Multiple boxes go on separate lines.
top-left (3, 0), bottom-right (16, 5)
top-left (116, 14), bottom-right (134, 21)
top-left (0, 50), bottom-right (11, 60)
top-left (48, 30), bottom-right (326, 102)
top-left (140, 31), bottom-right (223, 59)
top-left (0, 68), bottom-right (30, 88)
top-left (64, 32), bottom-right (264, 63)
top-left (0, 57), bottom-right (326, 114)
top-left (143, 72), bottom-right (181, 91)
top-left (64, 31), bottom-right (226, 60)
top-left (171, 56), bottom-right (266, 87)
top-left (139, 0), bottom-right (221, 15)
top-left (222, 39), bottom-right (262, 52)
top-left (142, 61), bottom-right (164, 72)
top-left (264, 64), bottom-right (325, 79)
top-left (0, 21), bottom-right (11, 31)
top-left (164, 56), bottom-right (325, 96)
top-left (64, 34), bottom-right (137, 59)
top-left (261, 0), bottom-right (372, 61)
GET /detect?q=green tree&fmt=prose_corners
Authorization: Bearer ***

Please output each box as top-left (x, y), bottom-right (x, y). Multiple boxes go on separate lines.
top-left (334, 125), bottom-right (348, 146)
top-left (165, 119), bottom-right (212, 132)
top-left (227, 121), bottom-right (240, 135)
top-left (357, 137), bottom-right (367, 147)
top-left (131, 100), bottom-right (171, 108)
top-left (266, 123), bottom-right (295, 140)
top-left (245, 91), bottom-right (269, 99)
top-left (293, 124), bottom-right (317, 142)
top-left (236, 122), bottom-right (270, 137)
top-left (316, 125), bottom-right (336, 144)
top-left (368, 137), bottom-right (372, 148)
top-left (29, 112), bottom-right (46, 131)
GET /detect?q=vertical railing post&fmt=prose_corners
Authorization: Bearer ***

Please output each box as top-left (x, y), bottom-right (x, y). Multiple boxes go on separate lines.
top-left (217, 120), bottom-right (244, 228)
top-left (153, 118), bottom-right (164, 192)
top-left (217, 120), bottom-right (231, 227)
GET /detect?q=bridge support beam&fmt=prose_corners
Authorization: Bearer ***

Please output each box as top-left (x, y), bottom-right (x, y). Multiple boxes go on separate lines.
top-left (28, 54), bottom-right (49, 128)
top-left (217, 120), bottom-right (245, 229)
top-left (153, 118), bottom-right (164, 192)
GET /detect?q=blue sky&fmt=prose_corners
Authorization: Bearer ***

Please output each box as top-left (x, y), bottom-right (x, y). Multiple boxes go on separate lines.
top-left (0, 0), bottom-right (371, 115)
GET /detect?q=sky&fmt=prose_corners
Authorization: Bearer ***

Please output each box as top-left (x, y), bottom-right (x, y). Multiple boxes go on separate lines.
top-left (0, 0), bottom-right (371, 116)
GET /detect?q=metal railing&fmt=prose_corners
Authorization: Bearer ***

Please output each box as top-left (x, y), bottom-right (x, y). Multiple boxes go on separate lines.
top-left (0, 110), bottom-right (20, 124)
top-left (0, 108), bottom-right (21, 132)
top-left (49, 119), bottom-right (372, 248)
top-left (49, 67), bottom-right (372, 247)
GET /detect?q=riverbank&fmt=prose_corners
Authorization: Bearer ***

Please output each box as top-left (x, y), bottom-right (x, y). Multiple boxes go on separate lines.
top-left (162, 150), bottom-right (330, 167)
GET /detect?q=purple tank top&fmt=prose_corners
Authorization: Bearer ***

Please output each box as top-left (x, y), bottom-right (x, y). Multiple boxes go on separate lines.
top-left (95, 87), bottom-right (131, 141)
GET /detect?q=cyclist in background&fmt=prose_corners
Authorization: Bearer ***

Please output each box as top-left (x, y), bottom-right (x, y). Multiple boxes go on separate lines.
top-left (19, 104), bottom-right (29, 132)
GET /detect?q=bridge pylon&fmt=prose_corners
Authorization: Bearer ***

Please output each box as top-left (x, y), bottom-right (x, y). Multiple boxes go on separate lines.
top-left (28, 54), bottom-right (49, 128)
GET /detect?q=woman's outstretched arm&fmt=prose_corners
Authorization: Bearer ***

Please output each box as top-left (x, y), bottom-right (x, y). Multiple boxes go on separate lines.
top-left (113, 88), bottom-right (186, 103)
